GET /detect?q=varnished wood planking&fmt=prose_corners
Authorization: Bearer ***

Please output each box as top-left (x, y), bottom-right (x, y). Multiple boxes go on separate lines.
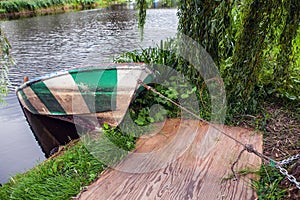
top-left (78, 119), bottom-right (262, 200)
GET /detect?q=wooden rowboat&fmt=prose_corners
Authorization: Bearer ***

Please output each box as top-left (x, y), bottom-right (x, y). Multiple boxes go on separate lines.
top-left (16, 63), bottom-right (153, 156)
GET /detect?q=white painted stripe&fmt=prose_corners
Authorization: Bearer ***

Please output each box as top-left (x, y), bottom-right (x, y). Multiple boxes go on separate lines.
top-left (22, 87), bottom-right (51, 115)
top-left (113, 68), bottom-right (150, 124)
top-left (43, 74), bottom-right (90, 115)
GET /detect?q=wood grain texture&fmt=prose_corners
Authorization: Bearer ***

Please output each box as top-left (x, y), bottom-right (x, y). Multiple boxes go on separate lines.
top-left (77, 119), bottom-right (262, 200)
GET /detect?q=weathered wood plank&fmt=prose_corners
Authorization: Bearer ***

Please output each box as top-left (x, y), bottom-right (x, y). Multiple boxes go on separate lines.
top-left (77, 119), bottom-right (262, 200)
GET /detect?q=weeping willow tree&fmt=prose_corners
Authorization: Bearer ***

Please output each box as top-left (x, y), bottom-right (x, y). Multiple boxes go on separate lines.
top-left (0, 28), bottom-right (13, 103)
top-left (137, 0), bottom-right (147, 38)
top-left (224, 0), bottom-right (281, 113)
top-left (177, 0), bottom-right (300, 114)
top-left (226, 0), bottom-right (300, 113)
top-left (176, 0), bottom-right (235, 108)
top-left (136, 0), bottom-right (299, 114)
top-left (177, 0), bottom-right (234, 67)
top-left (273, 0), bottom-right (300, 99)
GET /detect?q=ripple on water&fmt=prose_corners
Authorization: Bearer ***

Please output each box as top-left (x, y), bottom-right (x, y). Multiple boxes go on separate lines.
top-left (0, 93), bottom-right (24, 122)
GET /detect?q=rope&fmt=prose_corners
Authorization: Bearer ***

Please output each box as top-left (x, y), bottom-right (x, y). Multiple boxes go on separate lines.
top-left (137, 80), bottom-right (300, 188)
top-left (231, 148), bottom-right (247, 181)
top-left (138, 80), bottom-right (272, 163)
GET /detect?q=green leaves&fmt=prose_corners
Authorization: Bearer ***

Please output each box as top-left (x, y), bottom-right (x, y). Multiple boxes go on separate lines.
top-left (137, 0), bottom-right (147, 39)
top-left (115, 39), bottom-right (212, 121)
top-left (102, 124), bottom-right (136, 152)
top-left (134, 108), bottom-right (153, 125)
top-left (0, 29), bottom-right (13, 103)
top-left (253, 165), bottom-right (287, 200)
top-left (178, 0), bottom-right (300, 115)
top-left (177, 0), bottom-right (235, 66)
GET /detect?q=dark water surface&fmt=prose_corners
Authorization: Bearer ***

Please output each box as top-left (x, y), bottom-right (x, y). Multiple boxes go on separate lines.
top-left (0, 7), bottom-right (178, 184)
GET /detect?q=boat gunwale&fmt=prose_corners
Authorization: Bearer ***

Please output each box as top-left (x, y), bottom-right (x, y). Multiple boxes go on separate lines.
top-left (15, 63), bottom-right (150, 92)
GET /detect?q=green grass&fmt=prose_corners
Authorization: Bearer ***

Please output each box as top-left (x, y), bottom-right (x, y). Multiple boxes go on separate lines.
top-left (253, 165), bottom-right (287, 200)
top-left (0, 140), bottom-right (103, 199)
top-left (0, 122), bottom-right (136, 200)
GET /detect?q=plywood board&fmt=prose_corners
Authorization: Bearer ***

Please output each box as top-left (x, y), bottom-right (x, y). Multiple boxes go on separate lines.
top-left (76, 119), bottom-right (262, 200)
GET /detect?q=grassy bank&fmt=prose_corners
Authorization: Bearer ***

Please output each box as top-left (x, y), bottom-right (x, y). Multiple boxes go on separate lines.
top-left (0, 0), bottom-right (127, 19)
top-left (0, 122), bottom-right (137, 199)
top-left (0, 140), bottom-right (103, 199)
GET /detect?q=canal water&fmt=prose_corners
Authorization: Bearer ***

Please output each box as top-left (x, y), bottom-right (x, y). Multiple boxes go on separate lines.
top-left (0, 6), bottom-right (178, 184)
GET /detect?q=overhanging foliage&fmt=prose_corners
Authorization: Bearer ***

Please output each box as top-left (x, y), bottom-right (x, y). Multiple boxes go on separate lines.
top-left (177, 0), bottom-right (300, 115)
top-left (0, 29), bottom-right (13, 103)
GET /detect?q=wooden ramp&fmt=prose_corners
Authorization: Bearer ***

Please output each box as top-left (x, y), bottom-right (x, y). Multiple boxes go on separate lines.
top-left (77, 119), bottom-right (262, 200)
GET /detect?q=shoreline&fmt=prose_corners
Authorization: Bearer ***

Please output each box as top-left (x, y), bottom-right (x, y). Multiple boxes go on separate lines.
top-left (0, 5), bottom-right (84, 20)
top-left (0, 1), bottom-right (127, 20)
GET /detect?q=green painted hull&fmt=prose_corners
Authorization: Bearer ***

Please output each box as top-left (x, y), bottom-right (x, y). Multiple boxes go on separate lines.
top-left (16, 63), bottom-right (153, 119)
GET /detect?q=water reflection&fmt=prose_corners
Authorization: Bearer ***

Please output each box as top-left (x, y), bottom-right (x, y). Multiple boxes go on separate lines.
top-left (0, 93), bottom-right (45, 184)
top-left (0, 7), bottom-right (178, 184)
